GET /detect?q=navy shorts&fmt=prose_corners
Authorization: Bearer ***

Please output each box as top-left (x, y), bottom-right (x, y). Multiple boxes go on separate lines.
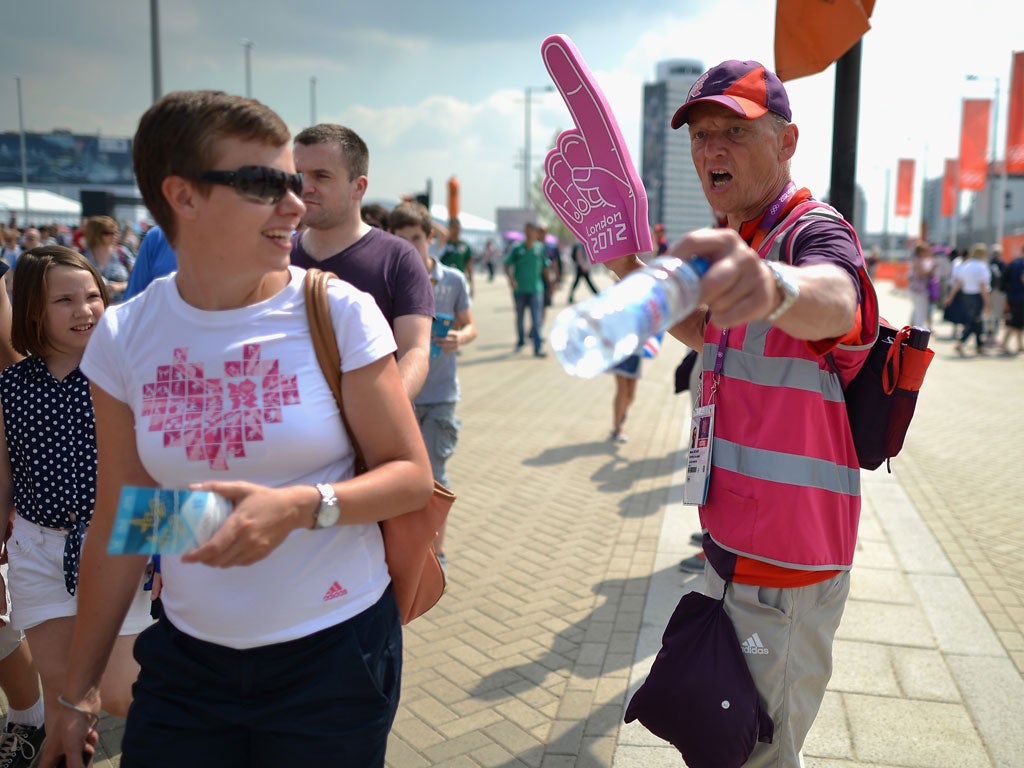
top-left (122, 587), bottom-right (402, 768)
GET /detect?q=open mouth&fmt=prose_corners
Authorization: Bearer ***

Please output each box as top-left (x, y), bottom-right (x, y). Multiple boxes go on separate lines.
top-left (710, 171), bottom-right (732, 189)
top-left (71, 323), bottom-right (94, 333)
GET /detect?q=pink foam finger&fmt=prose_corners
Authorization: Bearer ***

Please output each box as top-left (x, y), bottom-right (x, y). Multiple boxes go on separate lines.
top-left (543, 163), bottom-right (586, 225)
top-left (544, 179), bottom-right (588, 241)
top-left (541, 34), bottom-right (652, 263)
top-left (545, 149), bottom-right (588, 219)
top-left (542, 37), bottom-right (623, 179)
top-left (557, 130), bottom-right (594, 174)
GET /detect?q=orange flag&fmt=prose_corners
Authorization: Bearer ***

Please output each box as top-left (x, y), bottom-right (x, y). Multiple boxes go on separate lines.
top-left (958, 99), bottom-right (991, 191)
top-left (774, 0), bottom-right (875, 82)
top-left (1007, 51), bottom-right (1024, 174)
top-left (895, 159), bottom-right (914, 216)
top-left (446, 176), bottom-right (460, 220)
top-left (941, 159), bottom-right (957, 217)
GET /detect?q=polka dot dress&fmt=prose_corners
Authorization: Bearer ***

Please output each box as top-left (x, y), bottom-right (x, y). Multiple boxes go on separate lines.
top-left (0, 356), bottom-right (97, 595)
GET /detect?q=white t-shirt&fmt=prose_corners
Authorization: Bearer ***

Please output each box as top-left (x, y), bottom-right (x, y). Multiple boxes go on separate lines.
top-left (955, 259), bottom-right (990, 294)
top-left (82, 266), bottom-right (397, 648)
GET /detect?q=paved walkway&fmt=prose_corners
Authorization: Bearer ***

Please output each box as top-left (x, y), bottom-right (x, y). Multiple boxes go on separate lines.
top-left (6, 269), bottom-right (1021, 767)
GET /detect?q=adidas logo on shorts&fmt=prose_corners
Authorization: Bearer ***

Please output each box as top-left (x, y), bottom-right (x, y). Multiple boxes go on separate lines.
top-left (741, 632), bottom-right (770, 655)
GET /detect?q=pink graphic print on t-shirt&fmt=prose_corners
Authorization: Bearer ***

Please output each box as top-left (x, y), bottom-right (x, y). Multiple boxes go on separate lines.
top-left (140, 344), bottom-right (300, 471)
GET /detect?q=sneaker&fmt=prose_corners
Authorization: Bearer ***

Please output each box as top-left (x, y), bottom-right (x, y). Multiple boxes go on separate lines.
top-left (0, 722), bottom-right (45, 768)
top-left (610, 430), bottom-right (628, 443)
top-left (533, 350), bottom-right (548, 358)
top-left (690, 531), bottom-right (704, 546)
top-left (678, 552), bottom-right (706, 573)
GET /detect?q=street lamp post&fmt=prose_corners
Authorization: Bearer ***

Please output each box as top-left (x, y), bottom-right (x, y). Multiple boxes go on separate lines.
top-left (967, 73), bottom-right (1008, 247)
top-left (310, 76), bottom-right (318, 126)
top-left (242, 39), bottom-right (255, 98)
top-left (15, 76), bottom-right (28, 225)
top-left (150, 0), bottom-right (162, 102)
top-left (523, 85), bottom-right (554, 210)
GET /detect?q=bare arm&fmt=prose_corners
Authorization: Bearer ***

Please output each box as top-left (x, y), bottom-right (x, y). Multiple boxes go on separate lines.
top-left (0, 288), bottom-right (21, 371)
top-left (392, 314), bottom-right (431, 399)
top-left (435, 307), bottom-right (477, 355)
top-left (606, 228), bottom-right (858, 345)
top-left (43, 386), bottom-right (154, 768)
top-left (0, 406), bottom-right (14, 618)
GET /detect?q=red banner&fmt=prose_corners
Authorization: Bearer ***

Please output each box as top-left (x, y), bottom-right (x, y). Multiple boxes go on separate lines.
top-left (958, 99), bottom-right (991, 191)
top-left (941, 159), bottom-right (957, 218)
top-left (895, 158), bottom-right (915, 216)
top-left (1007, 51), bottom-right (1024, 174)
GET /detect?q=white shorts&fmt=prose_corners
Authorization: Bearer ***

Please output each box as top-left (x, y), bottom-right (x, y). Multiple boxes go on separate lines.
top-left (0, 562), bottom-right (25, 659)
top-left (7, 516), bottom-right (153, 635)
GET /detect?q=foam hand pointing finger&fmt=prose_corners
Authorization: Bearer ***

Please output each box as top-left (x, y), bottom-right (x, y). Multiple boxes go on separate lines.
top-left (541, 34), bottom-right (652, 264)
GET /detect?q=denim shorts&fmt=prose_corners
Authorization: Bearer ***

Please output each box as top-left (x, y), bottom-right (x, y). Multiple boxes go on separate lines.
top-left (122, 586), bottom-right (403, 768)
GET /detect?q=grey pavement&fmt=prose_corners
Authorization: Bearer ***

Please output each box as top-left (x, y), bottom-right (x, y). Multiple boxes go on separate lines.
top-left (4, 268), bottom-right (1021, 767)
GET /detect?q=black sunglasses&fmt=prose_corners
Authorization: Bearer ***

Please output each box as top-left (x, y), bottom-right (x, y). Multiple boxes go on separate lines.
top-left (198, 165), bottom-right (303, 205)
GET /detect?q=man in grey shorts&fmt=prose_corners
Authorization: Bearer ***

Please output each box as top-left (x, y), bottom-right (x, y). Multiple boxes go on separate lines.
top-left (608, 59), bottom-right (878, 766)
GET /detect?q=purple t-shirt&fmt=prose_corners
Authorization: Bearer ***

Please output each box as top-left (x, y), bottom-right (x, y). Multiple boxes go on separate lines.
top-left (290, 227), bottom-right (434, 326)
top-left (786, 219), bottom-right (863, 303)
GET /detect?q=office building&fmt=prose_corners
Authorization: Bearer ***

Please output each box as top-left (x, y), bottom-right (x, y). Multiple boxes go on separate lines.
top-left (641, 59), bottom-right (714, 244)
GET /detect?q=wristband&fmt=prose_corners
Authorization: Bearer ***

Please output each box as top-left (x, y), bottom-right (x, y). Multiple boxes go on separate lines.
top-left (57, 695), bottom-right (100, 726)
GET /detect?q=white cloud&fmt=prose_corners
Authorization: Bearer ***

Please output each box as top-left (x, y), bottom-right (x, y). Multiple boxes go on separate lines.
top-left (3, 0), bottom-right (1021, 237)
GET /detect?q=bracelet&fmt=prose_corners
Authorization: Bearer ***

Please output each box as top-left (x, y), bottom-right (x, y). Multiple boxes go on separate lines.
top-left (57, 695), bottom-right (100, 726)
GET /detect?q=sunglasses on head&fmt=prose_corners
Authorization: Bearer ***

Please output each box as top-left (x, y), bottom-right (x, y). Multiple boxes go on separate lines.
top-left (198, 165), bottom-right (303, 205)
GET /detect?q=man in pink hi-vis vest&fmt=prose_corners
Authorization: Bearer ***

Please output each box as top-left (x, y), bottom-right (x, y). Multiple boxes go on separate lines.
top-left (544, 40), bottom-right (877, 768)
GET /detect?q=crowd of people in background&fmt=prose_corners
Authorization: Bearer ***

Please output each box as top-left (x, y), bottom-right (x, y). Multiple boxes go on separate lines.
top-left (900, 238), bottom-right (1023, 358)
top-left (0, 77), bottom-right (1020, 766)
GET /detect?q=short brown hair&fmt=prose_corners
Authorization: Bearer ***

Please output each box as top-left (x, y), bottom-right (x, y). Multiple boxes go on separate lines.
top-left (388, 202), bottom-right (433, 237)
top-left (294, 124), bottom-right (369, 180)
top-left (11, 246), bottom-right (110, 357)
top-left (132, 90), bottom-right (291, 246)
top-left (83, 216), bottom-right (119, 251)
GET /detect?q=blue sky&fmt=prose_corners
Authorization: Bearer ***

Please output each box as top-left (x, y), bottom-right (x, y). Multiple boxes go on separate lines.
top-left (2, 1), bottom-right (1020, 234)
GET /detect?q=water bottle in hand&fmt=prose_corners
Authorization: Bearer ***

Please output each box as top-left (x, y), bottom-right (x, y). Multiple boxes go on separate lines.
top-left (551, 256), bottom-right (709, 378)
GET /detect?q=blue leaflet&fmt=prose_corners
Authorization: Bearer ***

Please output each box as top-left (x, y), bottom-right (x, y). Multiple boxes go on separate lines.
top-left (108, 486), bottom-right (232, 555)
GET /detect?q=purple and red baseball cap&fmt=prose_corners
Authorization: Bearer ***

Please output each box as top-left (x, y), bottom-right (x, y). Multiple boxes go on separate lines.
top-left (671, 60), bottom-right (791, 128)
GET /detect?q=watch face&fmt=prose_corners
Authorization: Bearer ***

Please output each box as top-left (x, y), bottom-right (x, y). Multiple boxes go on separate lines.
top-left (316, 503), bottom-right (340, 528)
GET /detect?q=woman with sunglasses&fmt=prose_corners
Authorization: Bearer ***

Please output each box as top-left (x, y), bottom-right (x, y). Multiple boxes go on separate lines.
top-left (82, 216), bottom-right (134, 302)
top-left (42, 91), bottom-right (433, 768)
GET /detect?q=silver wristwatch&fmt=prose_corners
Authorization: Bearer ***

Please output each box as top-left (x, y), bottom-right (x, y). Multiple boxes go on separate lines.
top-left (764, 261), bottom-right (800, 323)
top-left (313, 483), bottom-right (340, 529)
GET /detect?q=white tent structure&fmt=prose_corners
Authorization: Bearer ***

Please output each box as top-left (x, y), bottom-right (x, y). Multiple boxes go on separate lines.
top-left (429, 203), bottom-right (496, 233)
top-left (0, 187), bottom-right (82, 227)
top-left (429, 204), bottom-right (497, 251)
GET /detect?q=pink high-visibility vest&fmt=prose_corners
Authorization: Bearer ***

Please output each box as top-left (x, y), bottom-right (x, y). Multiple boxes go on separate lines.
top-left (699, 201), bottom-right (878, 570)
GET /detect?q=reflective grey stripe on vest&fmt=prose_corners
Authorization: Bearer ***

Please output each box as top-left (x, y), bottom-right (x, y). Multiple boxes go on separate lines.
top-left (703, 341), bottom-right (845, 403)
top-left (714, 437), bottom-right (861, 496)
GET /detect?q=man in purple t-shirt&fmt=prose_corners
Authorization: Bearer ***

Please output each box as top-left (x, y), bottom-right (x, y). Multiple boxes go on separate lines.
top-left (291, 124), bottom-right (433, 398)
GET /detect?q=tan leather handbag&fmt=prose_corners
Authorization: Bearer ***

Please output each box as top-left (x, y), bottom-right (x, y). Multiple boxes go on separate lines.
top-left (304, 268), bottom-right (452, 624)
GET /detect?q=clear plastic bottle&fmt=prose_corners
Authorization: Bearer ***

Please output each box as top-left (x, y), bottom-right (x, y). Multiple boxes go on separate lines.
top-left (551, 256), bottom-right (709, 378)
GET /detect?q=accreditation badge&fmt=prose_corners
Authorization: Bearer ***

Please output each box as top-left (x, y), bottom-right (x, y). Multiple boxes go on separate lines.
top-left (682, 404), bottom-right (715, 506)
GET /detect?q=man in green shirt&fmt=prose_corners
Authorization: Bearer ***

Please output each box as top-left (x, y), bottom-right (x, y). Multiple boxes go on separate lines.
top-left (504, 223), bottom-right (550, 357)
top-left (440, 218), bottom-right (474, 297)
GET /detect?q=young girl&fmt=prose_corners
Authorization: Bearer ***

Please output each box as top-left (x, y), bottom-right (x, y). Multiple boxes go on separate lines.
top-left (0, 246), bottom-right (151, 742)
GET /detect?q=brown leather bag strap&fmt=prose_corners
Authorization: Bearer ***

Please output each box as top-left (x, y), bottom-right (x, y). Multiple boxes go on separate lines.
top-left (303, 268), bottom-right (368, 472)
